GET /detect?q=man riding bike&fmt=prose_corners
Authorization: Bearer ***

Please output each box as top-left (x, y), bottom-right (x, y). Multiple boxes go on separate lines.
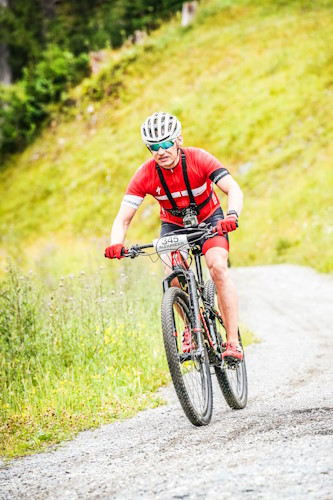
top-left (105, 112), bottom-right (244, 364)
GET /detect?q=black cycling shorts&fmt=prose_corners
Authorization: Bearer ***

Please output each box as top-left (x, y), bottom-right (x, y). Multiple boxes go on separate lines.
top-left (160, 207), bottom-right (229, 254)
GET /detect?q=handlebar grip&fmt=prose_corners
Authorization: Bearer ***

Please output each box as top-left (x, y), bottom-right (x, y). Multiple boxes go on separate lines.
top-left (212, 218), bottom-right (238, 235)
top-left (104, 246), bottom-right (128, 259)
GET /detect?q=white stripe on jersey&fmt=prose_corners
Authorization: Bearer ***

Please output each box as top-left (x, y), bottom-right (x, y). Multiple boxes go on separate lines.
top-left (155, 182), bottom-right (207, 201)
top-left (122, 195), bottom-right (144, 209)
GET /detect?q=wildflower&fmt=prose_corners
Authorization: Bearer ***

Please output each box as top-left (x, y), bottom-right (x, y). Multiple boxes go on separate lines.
top-left (81, 270), bottom-right (85, 275)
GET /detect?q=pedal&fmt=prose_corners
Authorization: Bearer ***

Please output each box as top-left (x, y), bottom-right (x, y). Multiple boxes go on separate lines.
top-left (224, 357), bottom-right (241, 369)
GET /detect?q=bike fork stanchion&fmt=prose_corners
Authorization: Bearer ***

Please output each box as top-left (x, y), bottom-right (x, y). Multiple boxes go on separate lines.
top-left (187, 271), bottom-right (205, 354)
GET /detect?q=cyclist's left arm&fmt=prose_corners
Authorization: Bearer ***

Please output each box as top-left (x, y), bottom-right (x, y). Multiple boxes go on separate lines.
top-left (216, 174), bottom-right (243, 218)
top-left (192, 148), bottom-right (243, 218)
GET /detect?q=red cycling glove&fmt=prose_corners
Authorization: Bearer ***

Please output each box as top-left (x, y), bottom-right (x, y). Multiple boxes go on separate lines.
top-left (217, 216), bottom-right (238, 235)
top-left (105, 244), bottom-right (127, 259)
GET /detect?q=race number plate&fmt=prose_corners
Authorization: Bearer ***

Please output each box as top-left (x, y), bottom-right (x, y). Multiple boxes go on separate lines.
top-left (153, 234), bottom-right (189, 255)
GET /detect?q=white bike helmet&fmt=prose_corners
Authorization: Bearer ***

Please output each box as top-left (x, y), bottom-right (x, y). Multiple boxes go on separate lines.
top-left (141, 112), bottom-right (182, 145)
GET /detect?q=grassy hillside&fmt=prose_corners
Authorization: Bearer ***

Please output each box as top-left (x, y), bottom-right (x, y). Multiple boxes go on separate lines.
top-left (1, 0), bottom-right (332, 273)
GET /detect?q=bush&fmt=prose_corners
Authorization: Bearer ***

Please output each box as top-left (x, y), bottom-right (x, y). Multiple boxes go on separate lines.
top-left (0, 47), bottom-right (90, 161)
top-left (0, 83), bottom-right (42, 157)
top-left (23, 46), bottom-right (90, 104)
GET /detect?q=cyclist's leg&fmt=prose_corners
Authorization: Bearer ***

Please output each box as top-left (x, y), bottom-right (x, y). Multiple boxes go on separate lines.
top-left (203, 243), bottom-right (239, 346)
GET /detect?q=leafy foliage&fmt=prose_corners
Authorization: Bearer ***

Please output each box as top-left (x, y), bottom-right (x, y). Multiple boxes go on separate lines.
top-left (0, 47), bottom-right (90, 156)
top-left (0, 0), bottom-right (183, 78)
top-left (0, 0), bottom-right (44, 80)
top-left (0, 0), bottom-right (184, 159)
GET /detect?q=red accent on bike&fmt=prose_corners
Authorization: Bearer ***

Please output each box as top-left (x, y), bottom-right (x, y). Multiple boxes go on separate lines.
top-left (182, 325), bottom-right (195, 352)
top-left (171, 250), bottom-right (189, 269)
top-left (202, 236), bottom-right (229, 255)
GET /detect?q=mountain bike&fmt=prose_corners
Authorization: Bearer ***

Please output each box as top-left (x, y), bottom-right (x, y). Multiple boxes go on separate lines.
top-left (108, 222), bottom-right (248, 426)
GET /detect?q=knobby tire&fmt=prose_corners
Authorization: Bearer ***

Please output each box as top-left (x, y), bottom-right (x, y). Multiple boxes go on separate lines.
top-left (204, 279), bottom-right (248, 409)
top-left (161, 287), bottom-right (213, 426)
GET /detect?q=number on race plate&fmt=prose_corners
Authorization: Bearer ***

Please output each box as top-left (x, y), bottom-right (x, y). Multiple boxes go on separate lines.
top-left (153, 235), bottom-right (189, 255)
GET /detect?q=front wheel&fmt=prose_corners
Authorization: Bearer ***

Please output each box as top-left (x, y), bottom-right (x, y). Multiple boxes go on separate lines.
top-left (161, 287), bottom-right (213, 426)
top-left (204, 279), bottom-right (248, 409)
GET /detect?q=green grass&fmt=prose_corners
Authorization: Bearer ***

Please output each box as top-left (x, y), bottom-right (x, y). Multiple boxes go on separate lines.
top-left (0, 259), bottom-right (170, 459)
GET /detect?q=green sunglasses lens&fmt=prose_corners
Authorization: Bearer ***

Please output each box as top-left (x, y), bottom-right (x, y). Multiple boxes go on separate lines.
top-left (150, 141), bottom-right (174, 151)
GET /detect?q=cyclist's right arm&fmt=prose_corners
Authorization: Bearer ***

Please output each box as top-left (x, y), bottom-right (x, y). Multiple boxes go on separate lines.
top-left (106, 162), bottom-right (151, 258)
top-left (110, 204), bottom-right (137, 245)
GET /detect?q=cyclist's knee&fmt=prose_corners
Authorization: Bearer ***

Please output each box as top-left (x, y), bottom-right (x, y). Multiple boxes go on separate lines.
top-left (207, 257), bottom-right (229, 283)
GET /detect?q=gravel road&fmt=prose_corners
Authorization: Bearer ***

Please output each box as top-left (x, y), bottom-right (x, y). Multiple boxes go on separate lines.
top-left (1, 265), bottom-right (333, 499)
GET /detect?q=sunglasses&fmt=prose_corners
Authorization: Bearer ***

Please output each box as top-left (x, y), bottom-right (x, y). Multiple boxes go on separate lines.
top-left (149, 140), bottom-right (175, 152)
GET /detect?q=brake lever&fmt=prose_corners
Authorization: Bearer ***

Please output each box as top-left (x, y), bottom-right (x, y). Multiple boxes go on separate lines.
top-left (127, 244), bottom-right (142, 259)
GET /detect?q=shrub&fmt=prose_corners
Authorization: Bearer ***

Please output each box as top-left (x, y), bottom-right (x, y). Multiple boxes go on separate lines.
top-left (0, 83), bottom-right (42, 157)
top-left (0, 47), bottom-right (90, 161)
top-left (23, 46), bottom-right (90, 104)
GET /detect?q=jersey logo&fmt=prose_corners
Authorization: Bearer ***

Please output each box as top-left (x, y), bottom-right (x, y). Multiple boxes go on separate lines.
top-left (156, 186), bottom-right (161, 195)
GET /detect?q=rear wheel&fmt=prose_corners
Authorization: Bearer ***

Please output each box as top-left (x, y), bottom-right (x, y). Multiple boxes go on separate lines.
top-left (204, 279), bottom-right (248, 409)
top-left (161, 287), bottom-right (213, 426)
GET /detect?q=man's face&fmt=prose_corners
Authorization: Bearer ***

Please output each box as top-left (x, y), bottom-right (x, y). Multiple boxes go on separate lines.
top-left (150, 135), bottom-right (183, 169)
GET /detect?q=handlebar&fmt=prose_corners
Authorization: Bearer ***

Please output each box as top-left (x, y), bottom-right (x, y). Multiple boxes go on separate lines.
top-left (105, 220), bottom-right (237, 260)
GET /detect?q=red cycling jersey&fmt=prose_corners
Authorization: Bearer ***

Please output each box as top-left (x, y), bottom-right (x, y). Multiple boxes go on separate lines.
top-left (122, 147), bottom-right (230, 226)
